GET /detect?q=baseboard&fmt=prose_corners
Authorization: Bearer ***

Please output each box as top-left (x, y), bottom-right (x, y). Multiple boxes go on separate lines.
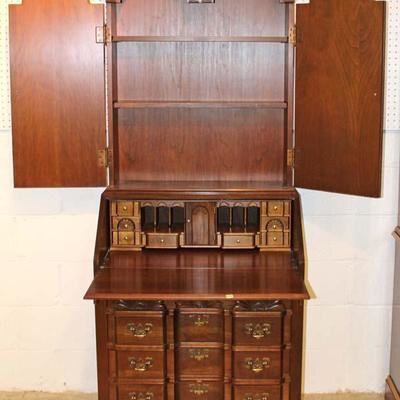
top-left (386, 376), bottom-right (400, 400)
top-left (0, 392), bottom-right (385, 400)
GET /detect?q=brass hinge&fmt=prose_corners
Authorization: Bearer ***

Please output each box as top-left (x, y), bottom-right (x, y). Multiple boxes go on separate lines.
top-left (287, 148), bottom-right (295, 168)
top-left (393, 226), bottom-right (400, 242)
top-left (97, 148), bottom-right (112, 168)
top-left (289, 26), bottom-right (297, 45)
top-left (96, 25), bottom-right (111, 44)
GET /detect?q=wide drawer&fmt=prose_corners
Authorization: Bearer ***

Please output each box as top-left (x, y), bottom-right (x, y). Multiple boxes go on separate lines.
top-left (222, 233), bottom-right (256, 249)
top-left (118, 384), bottom-right (165, 400)
top-left (115, 313), bottom-right (165, 346)
top-left (176, 346), bottom-right (224, 378)
top-left (116, 350), bottom-right (165, 379)
top-left (146, 233), bottom-right (179, 249)
top-left (233, 385), bottom-right (281, 400)
top-left (233, 350), bottom-right (281, 381)
top-left (176, 309), bottom-right (224, 343)
top-left (233, 312), bottom-right (283, 346)
top-left (175, 381), bottom-right (224, 400)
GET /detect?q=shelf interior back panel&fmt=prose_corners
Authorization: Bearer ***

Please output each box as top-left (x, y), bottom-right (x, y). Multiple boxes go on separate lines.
top-left (116, 108), bottom-right (285, 182)
top-left (116, 42), bottom-right (286, 102)
top-left (113, 0), bottom-right (287, 38)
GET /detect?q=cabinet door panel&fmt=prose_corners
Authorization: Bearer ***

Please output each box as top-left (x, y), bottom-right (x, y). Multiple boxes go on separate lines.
top-left (295, 0), bottom-right (385, 197)
top-left (9, 0), bottom-right (106, 187)
top-left (185, 203), bottom-right (217, 246)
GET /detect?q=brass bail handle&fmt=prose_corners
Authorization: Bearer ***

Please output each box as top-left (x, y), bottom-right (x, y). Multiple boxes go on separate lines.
top-left (127, 322), bottom-right (153, 338)
top-left (245, 323), bottom-right (272, 339)
top-left (189, 349), bottom-right (209, 361)
top-left (128, 392), bottom-right (154, 400)
top-left (190, 314), bottom-right (209, 327)
top-left (244, 394), bottom-right (270, 400)
top-left (245, 357), bottom-right (271, 373)
top-left (189, 383), bottom-right (209, 396)
top-left (128, 357), bottom-right (154, 372)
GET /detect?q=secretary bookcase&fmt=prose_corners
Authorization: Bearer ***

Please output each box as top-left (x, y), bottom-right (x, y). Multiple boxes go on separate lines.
top-left (9, 0), bottom-right (386, 399)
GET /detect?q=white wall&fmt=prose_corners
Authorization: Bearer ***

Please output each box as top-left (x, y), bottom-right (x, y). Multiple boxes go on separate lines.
top-left (0, 0), bottom-right (399, 394)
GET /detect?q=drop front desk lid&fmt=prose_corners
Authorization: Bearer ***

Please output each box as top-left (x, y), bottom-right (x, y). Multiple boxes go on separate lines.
top-left (85, 250), bottom-right (310, 301)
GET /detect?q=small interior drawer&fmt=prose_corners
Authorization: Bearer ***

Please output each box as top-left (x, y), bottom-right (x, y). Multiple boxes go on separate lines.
top-left (118, 384), bottom-right (165, 400)
top-left (267, 201), bottom-right (284, 217)
top-left (116, 350), bottom-right (165, 379)
top-left (117, 201), bottom-right (135, 216)
top-left (146, 233), bottom-right (179, 249)
top-left (222, 233), bottom-right (256, 249)
top-left (233, 350), bottom-right (281, 381)
top-left (176, 309), bottom-right (224, 343)
top-left (115, 313), bottom-right (165, 345)
top-left (117, 231), bottom-right (135, 246)
top-left (266, 232), bottom-right (284, 247)
top-left (233, 384), bottom-right (281, 400)
top-left (233, 312), bottom-right (283, 347)
top-left (175, 346), bottom-right (224, 379)
top-left (175, 381), bottom-right (224, 400)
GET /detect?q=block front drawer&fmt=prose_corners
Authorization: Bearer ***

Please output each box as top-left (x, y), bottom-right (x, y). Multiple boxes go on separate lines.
top-left (233, 385), bottom-right (281, 400)
top-left (233, 312), bottom-right (283, 347)
top-left (118, 384), bottom-right (165, 400)
top-left (116, 350), bottom-right (165, 379)
top-left (115, 312), bottom-right (165, 346)
top-left (175, 346), bottom-right (224, 378)
top-left (233, 350), bottom-right (281, 381)
top-left (175, 309), bottom-right (224, 343)
top-left (175, 381), bottom-right (224, 400)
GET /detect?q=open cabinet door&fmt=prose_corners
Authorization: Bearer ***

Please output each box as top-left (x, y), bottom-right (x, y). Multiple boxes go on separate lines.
top-left (9, 0), bottom-right (107, 187)
top-left (294, 0), bottom-right (385, 197)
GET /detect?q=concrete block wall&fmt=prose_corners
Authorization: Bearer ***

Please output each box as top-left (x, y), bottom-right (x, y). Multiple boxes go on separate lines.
top-left (0, 0), bottom-right (399, 394)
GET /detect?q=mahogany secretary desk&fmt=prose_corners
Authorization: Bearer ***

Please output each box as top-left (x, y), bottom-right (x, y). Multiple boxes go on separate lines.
top-left (9, 1), bottom-right (386, 400)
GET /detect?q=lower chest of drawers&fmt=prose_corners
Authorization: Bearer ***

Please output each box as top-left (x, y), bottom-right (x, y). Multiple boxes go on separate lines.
top-left (102, 300), bottom-right (296, 400)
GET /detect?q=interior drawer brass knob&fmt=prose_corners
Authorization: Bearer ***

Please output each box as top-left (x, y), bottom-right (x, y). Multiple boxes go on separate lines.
top-left (127, 322), bottom-right (153, 338)
top-left (245, 357), bottom-right (271, 373)
top-left (128, 392), bottom-right (154, 400)
top-left (128, 357), bottom-right (154, 372)
top-left (244, 323), bottom-right (272, 339)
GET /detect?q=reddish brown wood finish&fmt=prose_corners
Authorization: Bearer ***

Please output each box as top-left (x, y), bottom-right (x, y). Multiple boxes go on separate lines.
top-left (175, 381), bottom-right (224, 400)
top-left (175, 345), bottom-right (224, 379)
top-left (105, 182), bottom-right (296, 200)
top-left (232, 349), bottom-right (282, 381)
top-left (117, 109), bottom-right (285, 183)
top-left (295, 0), bottom-right (386, 197)
top-left (84, 251), bottom-right (309, 301)
top-left (175, 309), bottom-right (224, 343)
top-left (233, 385), bottom-right (281, 400)
top-left (9, 0), bottom-right (106, 187)
top-left (233, 312), bottom-right (283, 347)
top-left (185, 202), bottom-right (217, 246)
top-left (113, 0), bottom-right (287, 37)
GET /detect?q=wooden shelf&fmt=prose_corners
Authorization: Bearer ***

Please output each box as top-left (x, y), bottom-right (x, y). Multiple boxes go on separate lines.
top-left (105, 181), bottom-right (296, 200)
top-left (85, 250), bottom-right (310, 301)
top-left (113, 35), bottom-right (289, 43)
top-left (114, 101), bottom-right (288, 109)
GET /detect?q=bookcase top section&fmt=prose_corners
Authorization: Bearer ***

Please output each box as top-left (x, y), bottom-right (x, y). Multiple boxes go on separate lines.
top-left (105, 181), bottom-right (297, 200)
